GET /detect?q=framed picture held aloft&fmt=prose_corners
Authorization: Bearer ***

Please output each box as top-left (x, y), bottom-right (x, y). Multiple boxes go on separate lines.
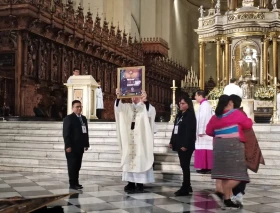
top-left (117, 66), bottom-right (145, 98)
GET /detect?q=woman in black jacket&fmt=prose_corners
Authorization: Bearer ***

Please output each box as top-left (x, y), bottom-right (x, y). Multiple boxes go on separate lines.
top-left (169, 95), bottom-right (197, 196)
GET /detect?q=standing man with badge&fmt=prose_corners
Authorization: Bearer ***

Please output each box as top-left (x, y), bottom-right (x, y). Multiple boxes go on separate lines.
top-left (63, 100), bottom-right (89, 190)
top-left (169, 96), bottom-right (197, 196)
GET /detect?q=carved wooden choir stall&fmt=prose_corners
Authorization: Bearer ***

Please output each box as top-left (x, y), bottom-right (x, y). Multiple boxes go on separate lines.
top-left (0, 0), bottom-right (187, 120)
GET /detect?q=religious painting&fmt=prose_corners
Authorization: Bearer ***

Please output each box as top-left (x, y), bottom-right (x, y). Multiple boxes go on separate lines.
top-left (73, 89), bottom-right (83, 102)
top-left (117, 66), bottom-right (145, 98)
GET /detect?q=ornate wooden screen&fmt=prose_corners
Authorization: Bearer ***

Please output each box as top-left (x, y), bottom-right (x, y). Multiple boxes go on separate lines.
top-left (0, 0), bottom-right (187, 120)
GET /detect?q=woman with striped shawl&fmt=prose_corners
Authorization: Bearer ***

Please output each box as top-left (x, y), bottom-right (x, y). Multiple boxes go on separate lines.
top-left (206, 95), bottom-right (253, 209)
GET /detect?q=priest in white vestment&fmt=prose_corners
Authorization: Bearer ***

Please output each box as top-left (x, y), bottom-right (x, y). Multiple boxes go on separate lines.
top-left (223, 78), bottom-right (242, 98)
top-left (114, 89), bottom-right (156, 193)
top-left (194, 90), bottom-right (214, 174)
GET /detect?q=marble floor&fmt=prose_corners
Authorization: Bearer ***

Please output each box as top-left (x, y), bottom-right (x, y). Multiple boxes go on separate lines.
top-left (0, 171), bottom-right (280, 213)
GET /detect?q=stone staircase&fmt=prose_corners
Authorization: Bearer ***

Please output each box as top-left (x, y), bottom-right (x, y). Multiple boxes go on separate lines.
top-left (0, 122), bottom-right (279, 185)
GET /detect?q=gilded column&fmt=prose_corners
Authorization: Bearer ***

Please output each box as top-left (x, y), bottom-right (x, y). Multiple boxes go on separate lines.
top-left (273, 34), bottom-right (278, 80)
top-left (199, 42), bottom-right (205, 89)
top-left (260, 0), bottom-right (268, 8)
top-left (225, 38), bottom-right (230, 84)
top-left (227, 0), bottom-right (237, 10)
top-left (263, 37), bottom-right (269, 85)
top-left (222, 45), bottom-right (225, 86)
top-left (216, 38), bottom-right (221, 86)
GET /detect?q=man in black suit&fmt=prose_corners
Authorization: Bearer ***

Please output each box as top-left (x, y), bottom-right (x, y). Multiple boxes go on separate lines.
top-left (63, 100), bottom-right (89, 190)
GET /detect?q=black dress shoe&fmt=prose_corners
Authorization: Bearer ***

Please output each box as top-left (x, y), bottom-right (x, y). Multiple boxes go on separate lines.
top-left (135, 183), bottom-right (144, 193)
top-left (70, 185), bottom-right (83, 190)
top-left (124, 182), bottom-right (136, 192)
top-left (78, 184), bottom-right (83, 188)
top-left (189, 186), bottom-right (193, 193)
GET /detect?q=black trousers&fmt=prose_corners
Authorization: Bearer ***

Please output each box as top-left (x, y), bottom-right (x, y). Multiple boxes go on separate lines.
top-left (65, 151), bottom-right (83, 186)
top-left (178, 149), bottom-right (194, 188)
top-left (232, 181), bottom-right (247, 195)
top-left (96, 109), bottom-right (103, 119)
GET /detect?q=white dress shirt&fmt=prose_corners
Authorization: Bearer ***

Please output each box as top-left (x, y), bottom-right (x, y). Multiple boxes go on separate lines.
top-left (223, 83), bottom-right (243, 98)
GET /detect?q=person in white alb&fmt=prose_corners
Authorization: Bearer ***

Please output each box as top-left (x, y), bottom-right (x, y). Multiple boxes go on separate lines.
top-left (114, 89), bottom-right (155, 193)
top-left (96, 79), bottom-right (104, 119)
top-left (194, 90), bottom-right (214, 174)
top-left (223, 78), bottom-right (242, 98)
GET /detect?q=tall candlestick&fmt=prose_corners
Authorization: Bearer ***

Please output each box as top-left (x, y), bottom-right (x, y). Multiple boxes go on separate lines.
top-left (272, 76), bottom-right (278, 123)
top-left (169, 80), bottom-right (177, 123)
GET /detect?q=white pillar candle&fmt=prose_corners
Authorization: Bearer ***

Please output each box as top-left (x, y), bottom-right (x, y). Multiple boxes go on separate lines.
top-left (173, 80), bottom-right (175, 87)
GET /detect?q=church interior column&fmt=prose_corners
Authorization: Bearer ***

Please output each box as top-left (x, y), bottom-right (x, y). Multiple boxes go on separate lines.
top-left (263, 37), bottom-right (269, 85)
top-left (260, 0), bottom-right (268, 8)
top-left (272, 34), bottom-right (278, 80)
top-left (227, 0), bottom-right (237, 11)
top-left (199, 42), bottom-right (205, 89)
top-left (216, 38), bottom-right (221, 86)
top-left (156, 0), bottom-right (171, 45)
top-left (225, 38), bottom-right (230, 84)
top-left (103, 0), bottom-right (132, 32)
top-left (140, 0), bottom-right (156, 38)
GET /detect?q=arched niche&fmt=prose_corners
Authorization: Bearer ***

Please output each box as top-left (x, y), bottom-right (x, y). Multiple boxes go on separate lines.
top-left (231, 39), bottom-right (261, 81)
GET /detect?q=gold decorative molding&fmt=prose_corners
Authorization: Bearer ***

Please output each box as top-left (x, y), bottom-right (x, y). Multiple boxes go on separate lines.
top-left (202, 19), bottom-right (215, 27)
top-left (228, 12), bottom-right (265, 22)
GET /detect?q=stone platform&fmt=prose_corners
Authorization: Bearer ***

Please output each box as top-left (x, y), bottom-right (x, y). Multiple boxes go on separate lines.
top-left (0, 122), bottom-right (279, 185)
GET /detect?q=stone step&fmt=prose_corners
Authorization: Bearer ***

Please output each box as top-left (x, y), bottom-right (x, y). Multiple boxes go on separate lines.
top-left (0, 121), bottom-right (276, 130)
top-left (0, 147), bottom-right (121, 160)
top-left (0, 121), bottom-right (279, 185)
top-left (0, 148), bottom-right (177, 163)
top-left (0, 162), bottom-right (215, 183)
top-left (0, 122), bottom-right (278, 133)
top-left (0, 152), bottom-right (278, 178)
top-left (0, 156), bottom-right (121, 168)
top-left (0, 137), bottom-right (171, 146)
top-left (160, 171), bottom-right (280, 185)
top-left (0, 142), bottom-right (171, 154)
top-left (154, 160), bottom-right (280, 175)
top-left (0, 122), bottom-right (174, 131)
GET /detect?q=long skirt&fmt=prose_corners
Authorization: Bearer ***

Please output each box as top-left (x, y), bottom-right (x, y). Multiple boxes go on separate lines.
top-left (212, 137), bottom-right (250, 182)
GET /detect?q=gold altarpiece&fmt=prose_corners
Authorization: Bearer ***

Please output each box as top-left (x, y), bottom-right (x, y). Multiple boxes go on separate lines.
top-left (195, 0), bottom-right (280, 122)
top-left (195, 0), bottom-right (280, 89)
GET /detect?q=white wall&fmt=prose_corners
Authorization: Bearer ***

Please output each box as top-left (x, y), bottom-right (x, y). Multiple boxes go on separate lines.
top-left (72, 0), bottom-right (212, 79)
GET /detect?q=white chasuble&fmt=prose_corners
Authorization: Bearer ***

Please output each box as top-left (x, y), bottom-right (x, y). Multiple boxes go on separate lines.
top-left (114, 100), bottom-right (155, 183)
top-left (195, 100), bottom-right (214, 150)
